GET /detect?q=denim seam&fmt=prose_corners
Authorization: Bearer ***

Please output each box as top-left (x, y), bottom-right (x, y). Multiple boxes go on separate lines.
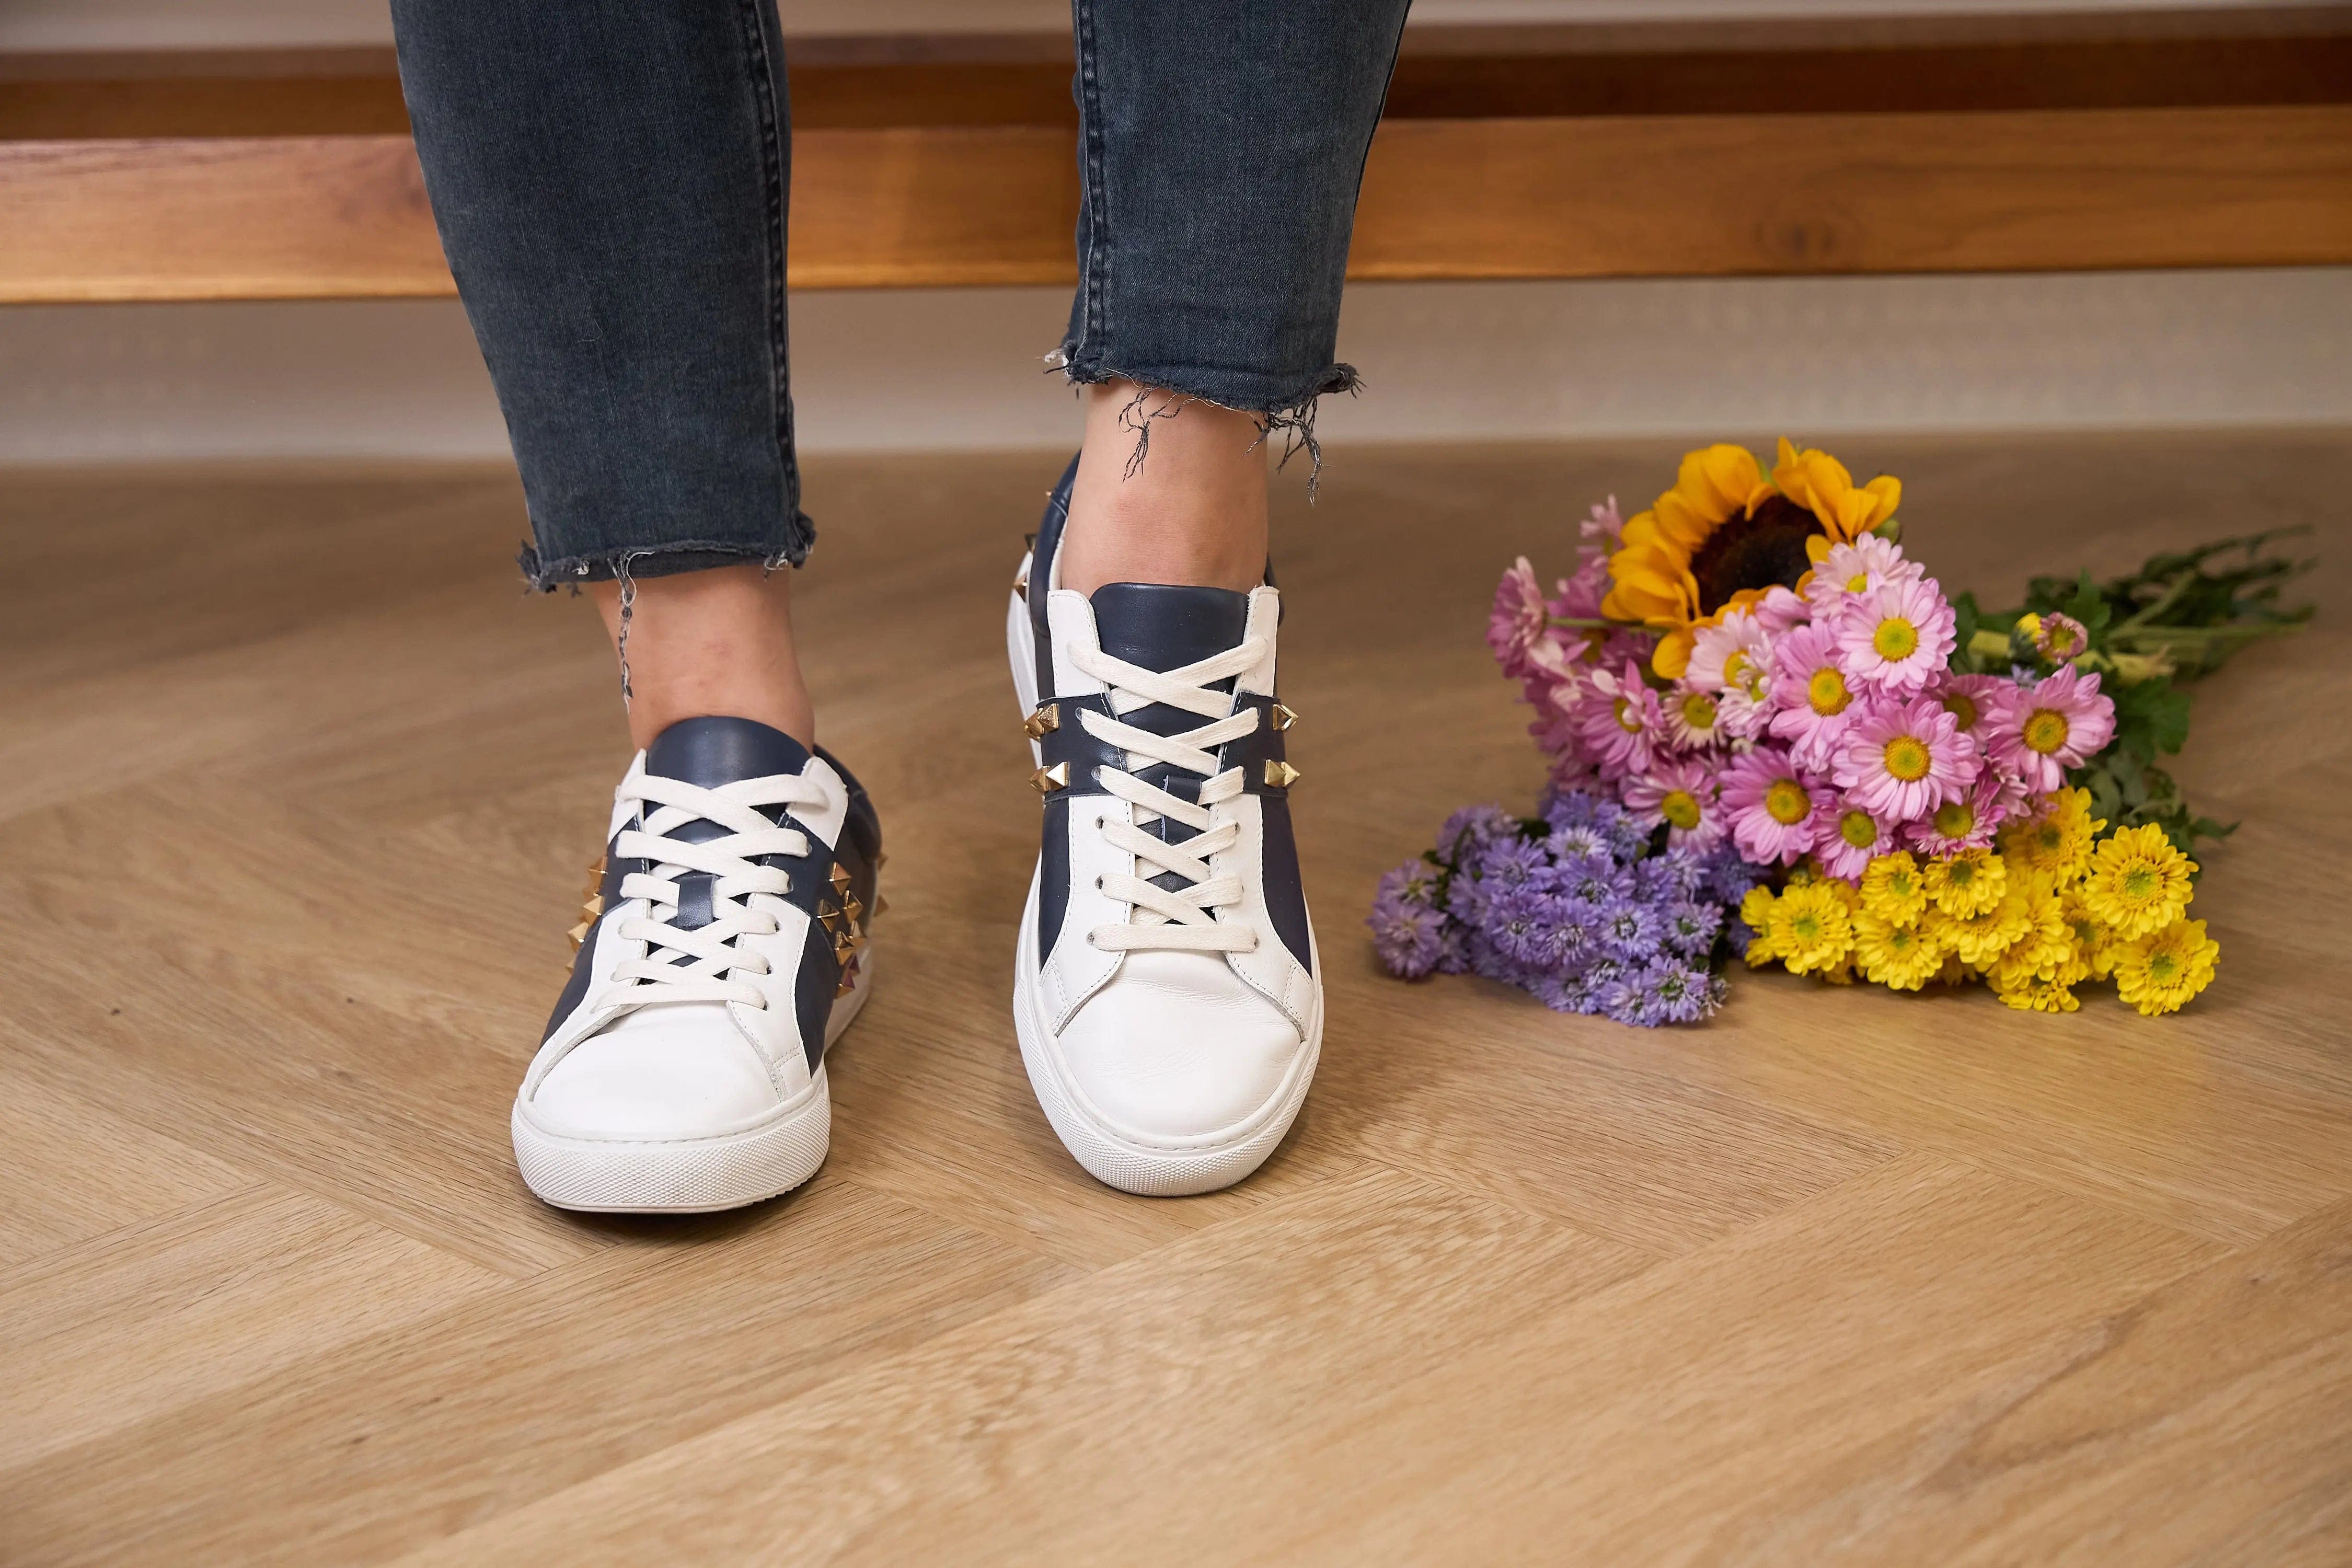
top-left (518, 539), bottom-right (791, 594)
top-left (1066, 0), bottom-right (1109, 376)
top-left (733, 0), bottom-right (812, 566)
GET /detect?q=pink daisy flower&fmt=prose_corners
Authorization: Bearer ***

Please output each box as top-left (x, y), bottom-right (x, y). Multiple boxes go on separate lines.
top-left (1487, 558), bottom-right (1551, 681)
top-left (1572, 661), bottom-right (1664, 782)
top-left (1686, 606), bottom-right (1774, 700)
top-left (1989, 666), bottom-right (2116, 794)
top-left (1835, 576), bottom-right (1956, 695)
top-left (1933, 672), bottom-right (2020, 752)
top-left (1715, 684), bottom-right (1768, 743)
top-left (1831, 693), bottom-right (1982, 823)
top-left (1581, 496), bottom-right (1624, 548)
top-left (1662, 682), bottom-right (1730, 751)
top-left (1767, 621), bottom-right (1859, 771)
top-left (1721, 744), bottom-right (1829, 866)
top-left (1753, 585), bottom-right (1810, 636)
top-left (1903, 767), bottom-right (2013, 855)
top-left (1817, 794), bottom-right (1897, 883)
top-left (1623, 756), bottom-right (1727, 852)
top-left (1804, 534), bottom-right (1923, 617)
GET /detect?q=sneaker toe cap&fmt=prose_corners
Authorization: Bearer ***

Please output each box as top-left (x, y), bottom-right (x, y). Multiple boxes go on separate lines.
top-left (1053, 958), bottom-right (1302, 1143)
top-left (525, 1021), bottom-right (787, 1142)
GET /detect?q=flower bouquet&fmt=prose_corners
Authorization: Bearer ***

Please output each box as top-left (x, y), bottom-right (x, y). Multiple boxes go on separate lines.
top-left (1374, 439), bottom-right (2309, 1024)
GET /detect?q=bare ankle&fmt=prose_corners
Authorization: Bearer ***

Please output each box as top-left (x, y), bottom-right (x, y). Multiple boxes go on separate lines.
top-left (1059, 381), bottom-right (1271, 596)
top-left (588, 562), bottom-right (815, 752)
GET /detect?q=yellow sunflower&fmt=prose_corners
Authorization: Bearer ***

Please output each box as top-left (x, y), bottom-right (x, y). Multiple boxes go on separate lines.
top-left (1603, 440), bottom-right (1902, 678)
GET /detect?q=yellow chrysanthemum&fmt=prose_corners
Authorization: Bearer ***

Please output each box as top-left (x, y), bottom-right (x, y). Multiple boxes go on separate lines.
top-left (1933, 950), bottom-right (1978, 987)
top-left (1942, 883), bottom-right (2035, 968)
top-left (1923, 847), bottom-right (2007, 919)
top-left (1774, 438), bottom-right (1903, 548)
top-left (1859, 851), bottom-right (1928, 928)
top-left (2113, 917), bottom-right (2220, 1017)
top-left (1777, 881), bottom-right (1856, 976)
top-left (2060, 886), bottom-right (2119, 980)
top-left (1989, 875), bottom-right (2081, 987)
top-left (2000, 788), bottom-right (2103, 884)
top-left (1603, 440), bottom-right (1900, 679)
top-left (1852, 908), bottom-right (1946, 990)
top-left (2082, 824), bottom-right (2196, 941)
top-left (1994, 971), bottom-right (2082, 1013)
top-left (1740, 885), bottom-right (1784, 967)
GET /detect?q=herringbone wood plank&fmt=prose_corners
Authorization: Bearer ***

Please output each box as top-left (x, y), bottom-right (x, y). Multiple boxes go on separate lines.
top-left (0, 432), bottom-right (2346, 1562)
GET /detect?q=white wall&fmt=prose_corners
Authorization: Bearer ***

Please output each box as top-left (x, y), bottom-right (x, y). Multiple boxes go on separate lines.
top-left (4, 270), bottom-right (2347, 465)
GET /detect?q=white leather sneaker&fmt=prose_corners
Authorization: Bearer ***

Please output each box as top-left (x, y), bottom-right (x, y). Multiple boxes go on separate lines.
top-left (512, 716), bottom-right (883, 1212)
top-left (1006, 459), bottom-right (1322, 1196)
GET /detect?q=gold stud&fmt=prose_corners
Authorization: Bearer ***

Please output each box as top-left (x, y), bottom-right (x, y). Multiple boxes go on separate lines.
top-left (818, 901), bottom-right (845, 933)
top-left (833, 930), bottom-right (857, 966)
top-left (567, 920), bottom-right (592, 952)
top-left (1013, 562), bottom-right (1030, 594)
top-left (873, 893), bottom-right (891, 919)
top-left (830, 862), bottom-right (852, 896)
top-left (843, 894), bottom-right (865, 928)
top-left (874, 850), bottom-right (889, 872)
top-left (835, 956), bottom-right (860, 998)
top-left (1023, 702), bottom-right (1060, 740)
top-left (1031, 762), bottom-right (1070, 794)
top-left (1263, 759), bottom-right (1300, 789)
top-left (1272, 701), bottom-right (1298, 731)
top-left (581, 894), bottom-right (604, 919)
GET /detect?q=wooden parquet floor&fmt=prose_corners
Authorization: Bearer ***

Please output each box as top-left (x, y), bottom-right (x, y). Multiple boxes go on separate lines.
top-left (2, 432), bottom-right (2348, 1564)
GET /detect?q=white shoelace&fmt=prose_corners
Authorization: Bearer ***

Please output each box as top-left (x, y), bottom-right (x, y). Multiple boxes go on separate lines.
top-left (603, 771), bottom-right (831, 1013)
top-left (1068, 638), bottom-right (1270, 955)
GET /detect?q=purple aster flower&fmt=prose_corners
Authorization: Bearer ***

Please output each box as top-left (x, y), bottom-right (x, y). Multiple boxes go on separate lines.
top-left (1599, 900), bottom-right (1664, 963)
top-left (1543, 789), bottom-right (1604, 832)
top-left (1599, 812), bottom-right (1652, 862)
top-left (1471, 833), bottom-right (1551, 893)
top-left (1663, 900), bottom-right (1723, 956)
top-left (1559, 854), bottom-right (1632, 907)
top-left (1366, 863), bottom-right (1447, 979)
top-left (1641, 958), bottom-right (1720, 1024)
top-left (1482, 885), bottom-right (1570, 969)
top-left (1596, 967), bottom-right (1662, 1027)
top-left (1546, 822), bottom-right (1613, 863)
top-left (1437, 804), bottom-right (1517, 862)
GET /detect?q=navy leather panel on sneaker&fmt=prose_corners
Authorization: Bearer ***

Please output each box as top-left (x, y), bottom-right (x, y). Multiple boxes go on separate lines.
top-left (540, 718), bottom-right (885, 1055)
top-left (540, 839), bottom-right (633, 1045)
top-left (1028, 454), bottom-right (1081, 701)
top-left (1256, 795), bottom-right (1315, 974)
top-left (1037, 792), bottom-right (1073, 963)
top-left (790, 915), bottom-right (840, 1073)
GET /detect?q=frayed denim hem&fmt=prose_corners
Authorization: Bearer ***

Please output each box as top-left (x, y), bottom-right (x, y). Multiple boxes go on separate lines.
top-left (517, 537), bottom-right (805, 594)
top-left (1043, 351), bottom-right (1364, 499)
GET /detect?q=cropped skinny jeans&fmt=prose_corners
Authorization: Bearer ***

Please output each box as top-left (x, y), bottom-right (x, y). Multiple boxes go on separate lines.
top-left (389, 0), bottom-right (1413, 586)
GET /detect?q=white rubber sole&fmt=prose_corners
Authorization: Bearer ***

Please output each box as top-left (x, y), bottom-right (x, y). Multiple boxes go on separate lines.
top-left (1013, 877), bottom-right (1320, 1196)
top-left (511, 947), bottom-right (873, 1214)
top-left (1007, 568), bottom-right (1320, 1196)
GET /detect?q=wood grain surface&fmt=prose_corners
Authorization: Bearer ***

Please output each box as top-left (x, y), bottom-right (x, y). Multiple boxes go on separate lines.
top-left (0, 432), bottom-right (2346, 1562)
top-left (5, 101), bottom-right (2348, 301)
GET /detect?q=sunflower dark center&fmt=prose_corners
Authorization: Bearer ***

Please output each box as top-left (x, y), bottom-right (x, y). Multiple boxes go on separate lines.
top-left (1686, 493), bottom-right (1821, 614)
